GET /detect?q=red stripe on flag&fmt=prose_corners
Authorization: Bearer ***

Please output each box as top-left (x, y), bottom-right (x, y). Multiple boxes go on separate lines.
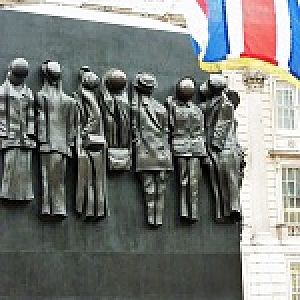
top-left (241, 0), bottom-right (277, 65)
top-left (196, 0), bottom-right (208, 16)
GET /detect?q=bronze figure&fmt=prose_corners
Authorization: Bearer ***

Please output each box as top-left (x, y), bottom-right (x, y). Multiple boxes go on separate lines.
top-left (203, 74), bottom-right (246, 223)
top-left (36, 60), bottom-right (78, 216)
top-left (166, 77), bottom-right (207, 222)
top-left (0, 58), bottom-right (35, 201)
top-left (74, 66), bottom-right (108, 219)
top-left (132, 73), bottom-right (173, 226)
top-left (101, 69), bottom-right (131, 171)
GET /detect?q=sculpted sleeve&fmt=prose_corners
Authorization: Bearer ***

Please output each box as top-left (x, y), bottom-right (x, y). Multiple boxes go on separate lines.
top-left (0, 85), bottom-right (7, 138)
top-left (25, 89), bottom-right (35, 137)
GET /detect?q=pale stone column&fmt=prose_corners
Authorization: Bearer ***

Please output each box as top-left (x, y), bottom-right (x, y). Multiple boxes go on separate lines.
top-left (246, 87), bottom-right (272, 243)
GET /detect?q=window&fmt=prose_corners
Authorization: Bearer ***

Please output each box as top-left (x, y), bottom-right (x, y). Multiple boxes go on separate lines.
top-left (290, 263), bottom-right (300, 300)
top-left (283, 168), bottom-right (300, 235)
top-left (275, 81), bottom-right (299, 130)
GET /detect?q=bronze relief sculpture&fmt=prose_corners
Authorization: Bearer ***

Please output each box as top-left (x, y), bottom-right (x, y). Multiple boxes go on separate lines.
top-left (74, 66), bottom-right (108, 219)
top-left (101, 69), bottom-right (131, 171)
top-left (0, 58), bottom-right (35, 201)
top-left (0, 58), bottom-right (245, 225)
top-left (132, 73), bottom-right (173, 226)
top-left (36, 60), bottom-right (78, 216)
top-left (166, 77), bottom-right (207, 222)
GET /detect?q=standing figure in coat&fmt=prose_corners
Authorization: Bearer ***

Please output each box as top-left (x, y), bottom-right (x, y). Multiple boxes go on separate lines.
top-left (74, 66), bottom-right (107, 219)
top-left (166, 77), bottom-right (207, 222)
top-left (203, 74), bottom-right (246, 223)
top-left (36, 60), bottom-right (77, 216)
top-left (132, 73), bottom-right (173, 226)
top-left (101, 69), bottom-right (131, 171)
top-left (0, 58), bottom-right (35, 201)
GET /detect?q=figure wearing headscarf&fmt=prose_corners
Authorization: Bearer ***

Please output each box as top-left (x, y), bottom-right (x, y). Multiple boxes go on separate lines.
top-left (203, 74), bottom-right (246, 223)
top-left (0, 58), bottom-right (35, 201)
top-left (36, 60), bottom-right (77, 216)
top-left (166, 77), bottom-right (207, 222)
top-left (101, 69), bottom-right (131, 171)
top-left (132, 73), bottom-right (173, 226)
top-left (74, 66), bottom-right (107, 218)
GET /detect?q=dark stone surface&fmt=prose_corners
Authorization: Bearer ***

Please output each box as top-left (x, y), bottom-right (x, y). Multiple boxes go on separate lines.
top-left (0, 9), bottom-right (242, 299)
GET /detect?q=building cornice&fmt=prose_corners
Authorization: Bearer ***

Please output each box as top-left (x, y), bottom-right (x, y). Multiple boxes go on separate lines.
top-left (268, 149), bottom-right (300, 159)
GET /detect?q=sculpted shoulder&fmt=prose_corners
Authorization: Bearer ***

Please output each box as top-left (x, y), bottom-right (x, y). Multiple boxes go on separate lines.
top-left (25, 86), bottom-right (34, 99)
top-left (151, 97), bottom-right (167, 113)
top-left (0, 84), bottom-right (5, 96)
top-left (63, 92), bottom-right (77, 105)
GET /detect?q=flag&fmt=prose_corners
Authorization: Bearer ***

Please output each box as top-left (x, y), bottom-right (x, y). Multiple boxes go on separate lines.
top-left (184, 0), bottom-right (300, 87)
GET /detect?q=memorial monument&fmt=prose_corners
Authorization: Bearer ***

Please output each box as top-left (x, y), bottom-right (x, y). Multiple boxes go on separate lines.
top-left (0, 7), bottom-right (244, 299)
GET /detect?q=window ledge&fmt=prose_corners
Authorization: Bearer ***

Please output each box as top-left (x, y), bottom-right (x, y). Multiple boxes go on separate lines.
top-left (275, 131), bottom-right (300, 138)
top-left (276, 224), bottom-right (300, 243)
top-left (269, 149), bottom-right (300, 158)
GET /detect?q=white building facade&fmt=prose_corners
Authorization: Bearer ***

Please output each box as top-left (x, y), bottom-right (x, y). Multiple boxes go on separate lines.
top-left (224, 70), bottom-right (300, 300)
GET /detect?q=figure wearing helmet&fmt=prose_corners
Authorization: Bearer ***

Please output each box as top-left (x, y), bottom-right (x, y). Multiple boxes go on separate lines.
top-left (0, 58), bottom-right (35, 201)
top-left (101, 69), bottom-right (131, 171)
top-left (166, 77), bottom-right (207, 222)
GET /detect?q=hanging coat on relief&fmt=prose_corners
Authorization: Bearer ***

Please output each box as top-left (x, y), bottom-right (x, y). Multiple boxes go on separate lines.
top-left (0, 77), bottom-right (35, 201)
top-left (206, 88), bottom-right (245, 222)
top-left (36, 61), bottom-right (77, 216)
top-left (74, 67), bottom-right (108, 219)
top-left (132, 73), bottom-right (173, 227)
top-left (101, 69), bottom-right (131, 171)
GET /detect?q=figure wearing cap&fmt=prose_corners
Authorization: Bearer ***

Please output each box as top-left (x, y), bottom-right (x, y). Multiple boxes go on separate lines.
top-left (74, 66), bottom-right (108, 218)
top-left (36, 60), bottom-right (78, 216)
top-left (166, 77), bottom-right (207, 222)
top-left (132, 73), bottom-right (173, 226)
top-left (101, 69), bottom-right (131, 171)
top-left (202, 74), bottom-right (246, 223)
top-left (0, 58), bottom-right (35, 201)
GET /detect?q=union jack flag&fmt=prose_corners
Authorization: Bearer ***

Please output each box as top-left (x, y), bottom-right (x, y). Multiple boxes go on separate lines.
top-left (184, 0), bottom-right (300, 86)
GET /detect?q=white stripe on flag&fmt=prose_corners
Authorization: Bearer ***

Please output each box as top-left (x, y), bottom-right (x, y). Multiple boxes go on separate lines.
top-left (184, 0), bottom-right (208, 56)
top-left (225, 0), bottom-right (244, 59)
top-left (274, 0), bottom-right (291, 70)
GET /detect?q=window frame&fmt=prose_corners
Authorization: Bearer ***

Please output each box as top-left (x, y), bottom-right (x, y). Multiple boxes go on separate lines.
top-left (273, 79), bottom-right (300, 136)
top-left (282, 167), bottom-right (300, 226)
top-left (277, 162), bottom-right (300, 240)
top-left (288, 260), bottom-right (300, 300)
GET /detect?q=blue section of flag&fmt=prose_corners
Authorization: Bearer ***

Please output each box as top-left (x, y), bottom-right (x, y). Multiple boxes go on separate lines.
top-left (203, 0), bottom-right (230, 62)
top-left (288, 0), bottom-right (300, 79)
top-left (191, 37), bottom-right (201, 56)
